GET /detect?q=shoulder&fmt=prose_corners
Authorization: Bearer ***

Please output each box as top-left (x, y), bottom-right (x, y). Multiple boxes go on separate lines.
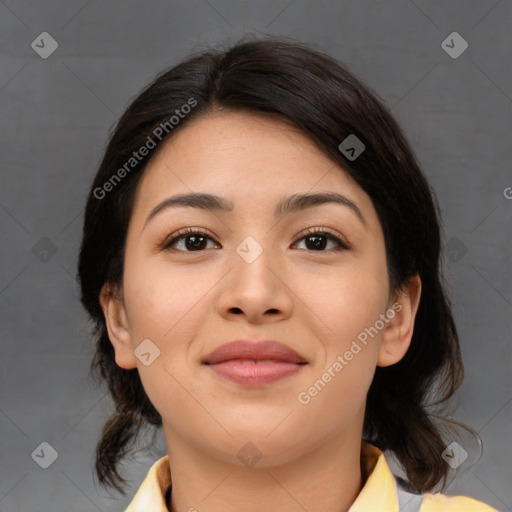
top-left (420, 492), bottom-right (500, 512)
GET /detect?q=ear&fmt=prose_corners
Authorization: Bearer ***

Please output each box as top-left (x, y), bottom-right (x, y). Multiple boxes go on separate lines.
top-left (99, 283), bottom-right (137, 370)
top-left (377, 274), bottom-right (422, 367)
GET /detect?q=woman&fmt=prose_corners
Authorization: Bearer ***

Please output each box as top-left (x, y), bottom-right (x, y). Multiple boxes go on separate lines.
top-left (78, 37), bottom-right (498, 511)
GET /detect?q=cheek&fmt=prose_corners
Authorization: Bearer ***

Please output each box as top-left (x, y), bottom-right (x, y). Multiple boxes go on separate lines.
top-left (296, 355), bottom-right (376, 446)
top-left (123, 254), bottom-right (210, 341)
top-left (300, 257), bottom-right (389, 344)
top-left (121, 257), bottom-right (211, 414)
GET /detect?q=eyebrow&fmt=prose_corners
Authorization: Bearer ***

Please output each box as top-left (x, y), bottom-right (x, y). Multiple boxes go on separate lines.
top-left (143, 192), bottom-right (366, 228)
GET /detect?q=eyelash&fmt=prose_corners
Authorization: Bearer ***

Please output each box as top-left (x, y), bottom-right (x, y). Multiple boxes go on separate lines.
top-left (160, 226), bottom-right (351, 253)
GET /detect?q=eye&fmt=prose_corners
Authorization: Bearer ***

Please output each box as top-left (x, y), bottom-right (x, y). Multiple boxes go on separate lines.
top-left (161, 227), bottom-right (350, 253)
top-left (292, 227), bottom-right (350, 252)
top-left (161, 227), bottom-right (220, 252)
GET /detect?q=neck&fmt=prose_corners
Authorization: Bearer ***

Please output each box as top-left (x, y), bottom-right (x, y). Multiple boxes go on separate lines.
top-left (164, 431), bottom-right (365, 512)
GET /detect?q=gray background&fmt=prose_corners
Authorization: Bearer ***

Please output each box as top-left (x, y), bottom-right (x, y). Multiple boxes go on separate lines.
top-left (0, 1), bottom-right (510, 511)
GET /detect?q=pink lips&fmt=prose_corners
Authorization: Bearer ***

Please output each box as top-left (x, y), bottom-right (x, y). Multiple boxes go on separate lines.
top-left (202, 339), bottom-right (308, 386)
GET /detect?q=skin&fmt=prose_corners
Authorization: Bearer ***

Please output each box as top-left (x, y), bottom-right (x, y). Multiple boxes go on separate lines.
top-left (100, 110), bottom-right (421, 512)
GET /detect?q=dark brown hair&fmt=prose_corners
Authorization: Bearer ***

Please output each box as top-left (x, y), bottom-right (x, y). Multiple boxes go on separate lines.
top-left (78, 36), bottom-right (473, 496)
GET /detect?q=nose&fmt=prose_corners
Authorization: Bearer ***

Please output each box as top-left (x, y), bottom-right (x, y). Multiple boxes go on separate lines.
top-left (215, 240), bottom-right (294, 324)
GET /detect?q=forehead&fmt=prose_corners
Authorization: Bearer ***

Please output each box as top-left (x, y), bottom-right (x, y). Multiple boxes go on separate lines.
top-left (132, 110), bottom-right (375, 222)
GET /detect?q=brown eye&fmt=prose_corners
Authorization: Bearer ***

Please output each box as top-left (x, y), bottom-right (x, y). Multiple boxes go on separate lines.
top-left (162, 228), bottom-right (220, 252)
top-left (292, 228), bottom-right (350, 252)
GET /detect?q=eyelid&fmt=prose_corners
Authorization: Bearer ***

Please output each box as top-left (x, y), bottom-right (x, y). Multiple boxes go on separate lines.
top-left (158, 227), bottom-right (218, 251)
top-left (291, 226), bottom-right (351, 250)
top-left (160, 226), bottom-right (351, 251)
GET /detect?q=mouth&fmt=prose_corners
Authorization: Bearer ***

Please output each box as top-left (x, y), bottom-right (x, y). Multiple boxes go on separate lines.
top-left (204, 359), bottom-right (307, 386)
top-left (202, 339), bottom-right (308, 386)
top-left (202, 339), bottom-right (308, 365)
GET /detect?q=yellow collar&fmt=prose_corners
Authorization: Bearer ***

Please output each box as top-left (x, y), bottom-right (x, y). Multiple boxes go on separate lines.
top-left (125, 442), bottom-right (396, 511)
top-left (124, 442), bottom-right (496, 512)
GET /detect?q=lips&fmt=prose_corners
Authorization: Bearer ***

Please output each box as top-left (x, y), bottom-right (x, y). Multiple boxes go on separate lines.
top-left (202, 339), bottom-right (308, 386)
top-left (202, 339), bottom-right (308, 365)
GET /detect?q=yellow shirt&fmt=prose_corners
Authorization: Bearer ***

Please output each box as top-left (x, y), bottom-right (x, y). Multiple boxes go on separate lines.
top-left (125, 442), bottom-right (498, 512)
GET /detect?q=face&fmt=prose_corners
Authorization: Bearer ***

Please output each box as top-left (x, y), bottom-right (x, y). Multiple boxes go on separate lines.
top-left (101, 110), bottom-right (420, 467)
